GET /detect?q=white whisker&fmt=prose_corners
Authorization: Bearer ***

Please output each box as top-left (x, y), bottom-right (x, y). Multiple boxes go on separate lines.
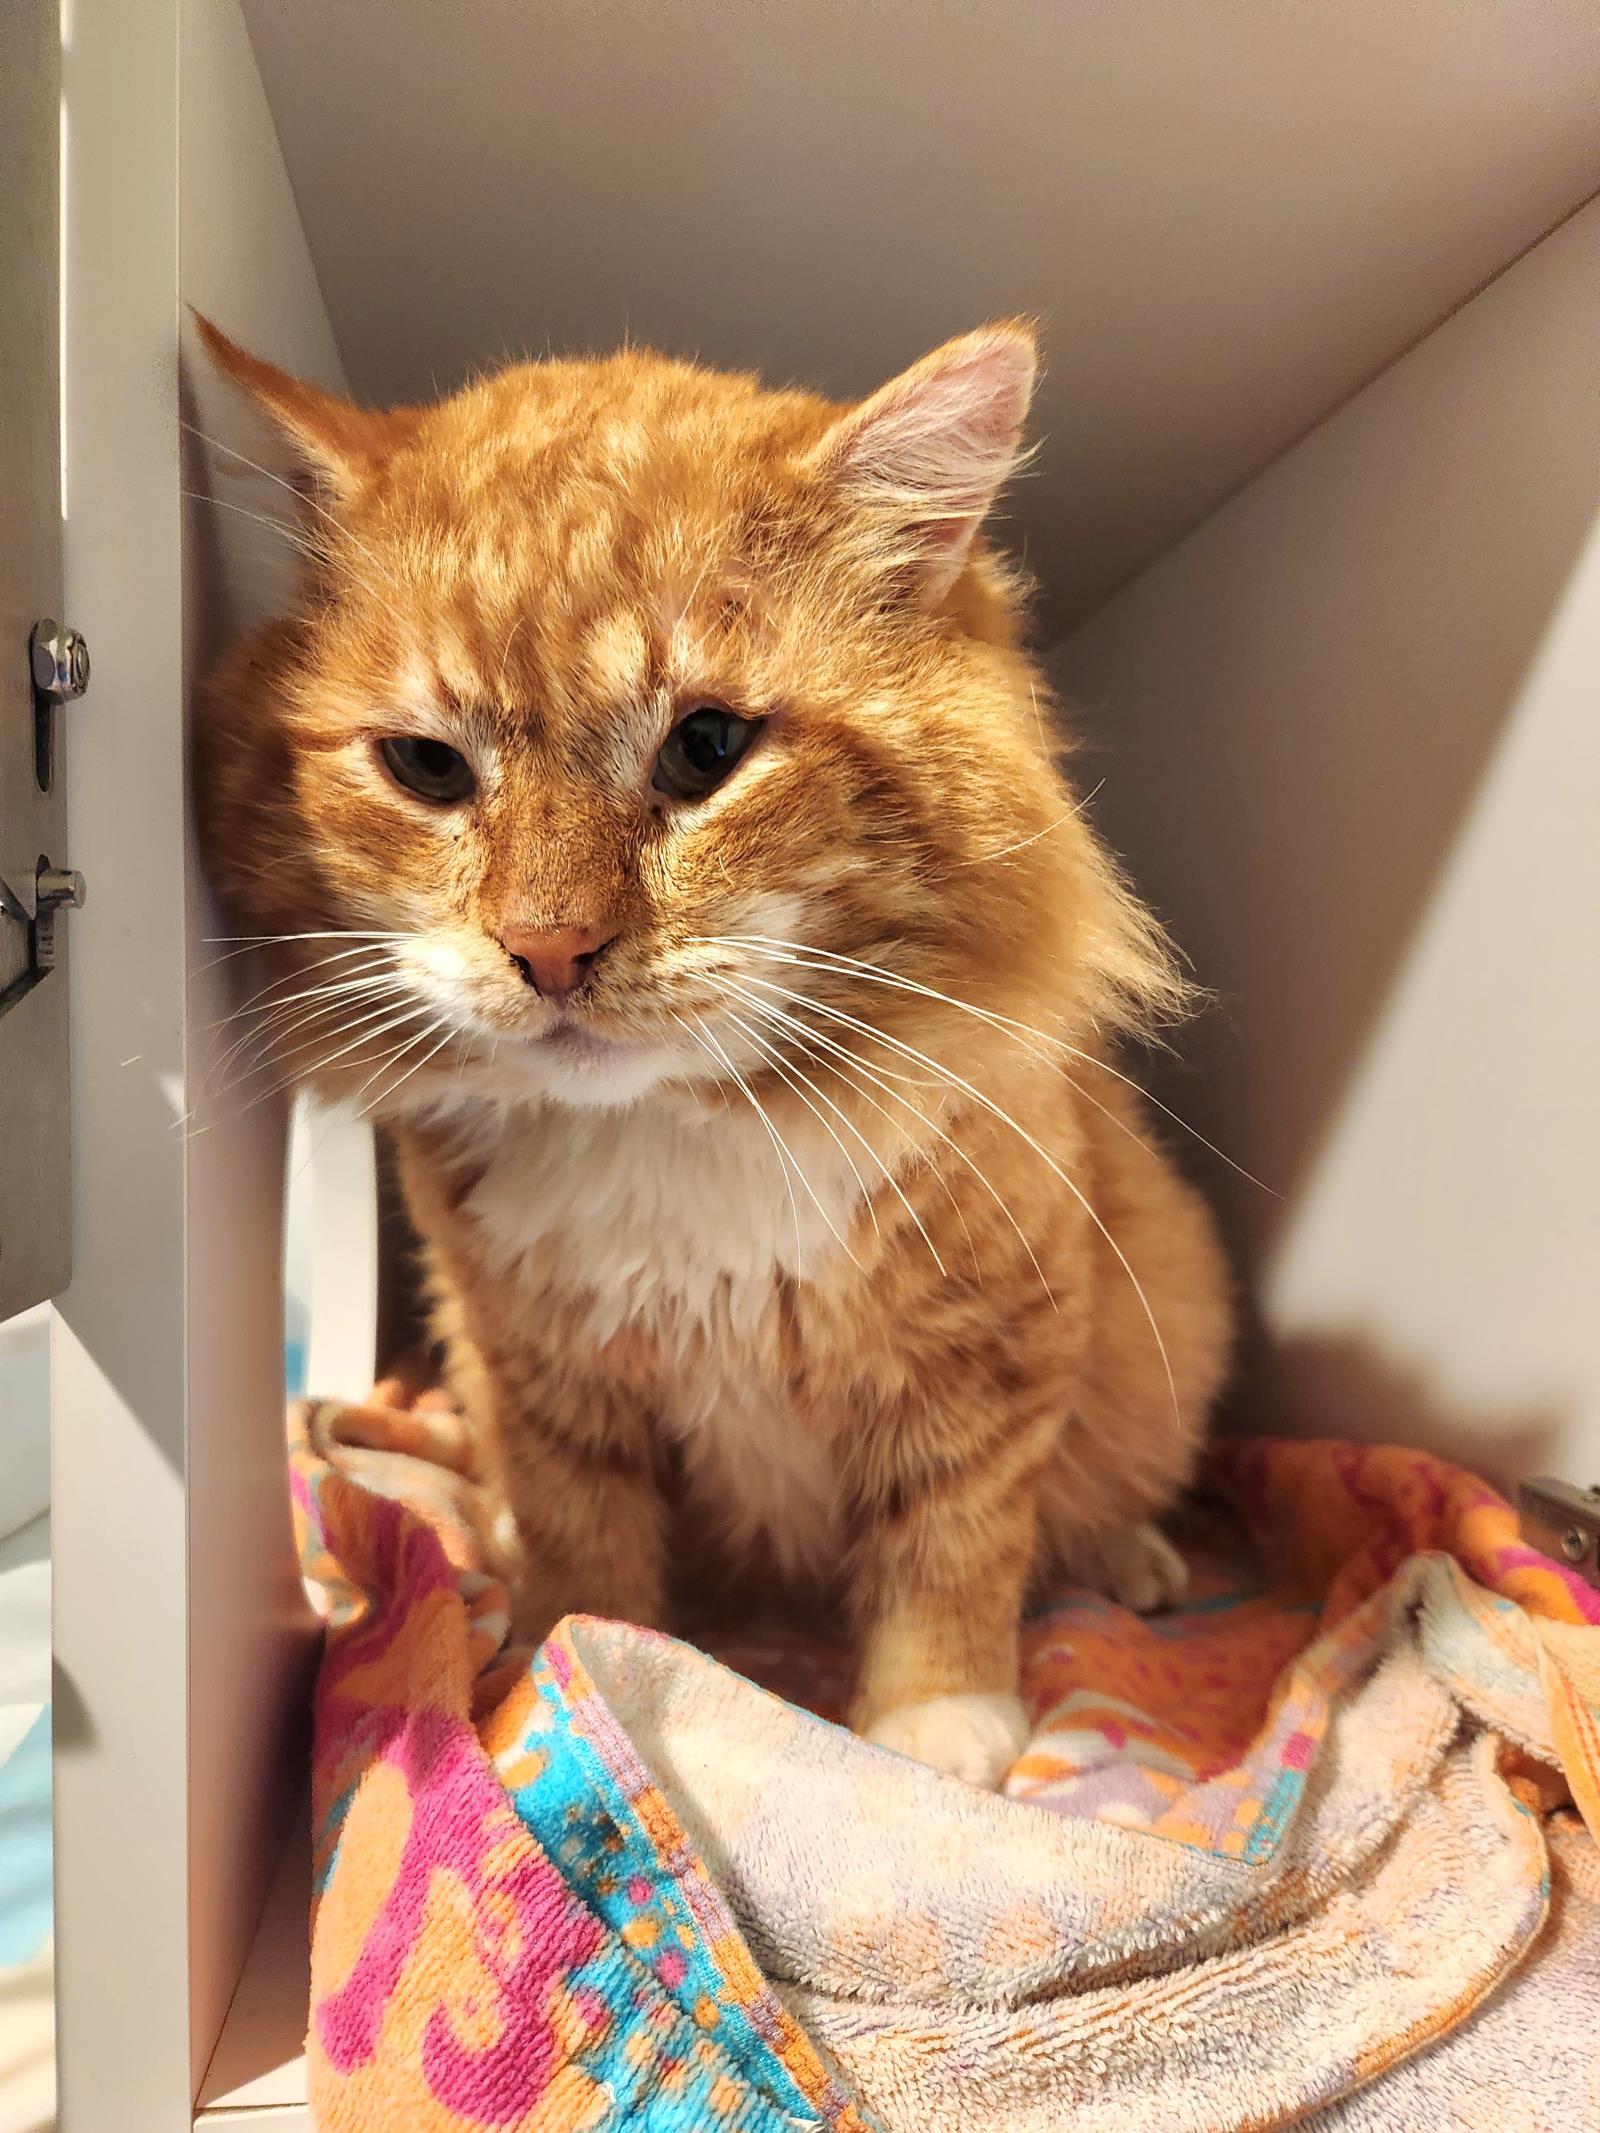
top-left (354, 1019), bottom-right (459, 1119)
top-left (709, 934), bottom-right (1271, 1193)
top-left (210, 973), bottom-right (412, 1086)
top-left (955, 782), bottom-right (1103, 868)
top-left (673, 1014), bottom-right (805, 1271)
top-left (275, 996), bottom-right (434, 1085)
top-left (195, 929), bottom-right (403, 978)
top-left (202, 931), bottom-right (403, 944)
top-left (227, 964), bottom-right (408, 1031)
top-left (214, 964), bottom-right (406, 1047)
top-left (208, 988), bottom-right (418, 1104)
top-left (694, 1011), bottom-right (864, 1271)
top-left (734, 971), bottom-right (1182, 1405)
top-left (281, 1016), bottom-right (448, 1188)
top-left (181, 449), bottom-right (412, 631)
top-left (722, 937), bottom-right (1148, 1163)
top-left (203, 941), bottom-right (401, 1027)
top-left (723, 1007), bottom-right (884, 1235)
top-left (717, 1003), bottom-right (961, 1278)
top-left (179, 491), bottom-right (413, 626)
top-left (717, 978), bottom-right (1043, 1303)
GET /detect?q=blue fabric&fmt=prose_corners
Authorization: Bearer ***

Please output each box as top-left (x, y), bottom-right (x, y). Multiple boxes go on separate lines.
top-left (0, 1706), bottom-right (52, 1966)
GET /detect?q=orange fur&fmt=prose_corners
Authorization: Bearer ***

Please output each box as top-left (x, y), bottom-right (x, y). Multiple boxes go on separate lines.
top-left (196, 317), bottom-right (1231, 1785)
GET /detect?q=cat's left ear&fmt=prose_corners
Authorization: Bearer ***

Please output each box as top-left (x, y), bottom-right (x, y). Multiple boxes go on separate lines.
top-left (810, 322), bottom-right (1038, 601)
top-left (192, 312), bottom-right (412, 503)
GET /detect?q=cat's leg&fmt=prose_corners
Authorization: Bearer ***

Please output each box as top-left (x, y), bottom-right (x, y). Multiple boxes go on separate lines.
top-left (495, 1382), bottom-right (668, 1645)
top-left (1035, 1073), bottom-right (1231, 1613)
top-left (442, 1314), bottom-right (667, 1642)
top-left (846, 1440), bottom-right (1042, 1789)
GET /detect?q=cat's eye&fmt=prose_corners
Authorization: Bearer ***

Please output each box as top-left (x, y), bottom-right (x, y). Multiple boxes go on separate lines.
top-left (378, 734), bottom-right (476, 804)
top-left (653, 703), bottom-right (762, 802)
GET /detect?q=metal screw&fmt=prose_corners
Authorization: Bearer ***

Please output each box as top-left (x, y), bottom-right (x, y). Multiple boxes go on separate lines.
top-left (35, 867), bottom-right (85, 912)
top-left (1560, 1526), bottom-right (1590, 1563)
top-left (30, 619), bottom-right (91, 702)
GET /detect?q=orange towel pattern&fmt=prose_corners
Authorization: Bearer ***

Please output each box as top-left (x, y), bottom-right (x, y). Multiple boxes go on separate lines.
top-left (292, 1394), bottom-right (1599, 2131)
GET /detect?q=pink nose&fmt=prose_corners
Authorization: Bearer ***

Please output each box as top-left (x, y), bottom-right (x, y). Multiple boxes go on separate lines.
top-left (500, 921), bottom-right (614, 1004)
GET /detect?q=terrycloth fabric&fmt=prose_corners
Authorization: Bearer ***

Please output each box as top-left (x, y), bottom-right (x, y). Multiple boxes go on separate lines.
top-left (292, 1391), bottom-right (1600, 2132)
top-left (0, 1515), bottom-right (54, 2133)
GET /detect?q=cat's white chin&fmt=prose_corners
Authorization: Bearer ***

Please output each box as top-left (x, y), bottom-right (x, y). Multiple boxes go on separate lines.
top-left (506, 1029), bottom-right (683, 1110)
top-left (535, 1053), bottom-right (677, 1109)
top-left (372, 1027), bottom-right (687, 1117)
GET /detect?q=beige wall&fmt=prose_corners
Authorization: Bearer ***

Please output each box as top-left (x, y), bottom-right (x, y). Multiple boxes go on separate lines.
top-left (238, 0), bottom-right (1600, 626)
top-left (1058, 200), bottom-right (1600, 1485)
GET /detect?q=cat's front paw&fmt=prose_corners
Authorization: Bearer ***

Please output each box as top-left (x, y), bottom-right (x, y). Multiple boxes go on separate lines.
top-left (1061, 1520), bottom-right (1189, 1613)
top-left (863, 1691), bottom-right (1029, 1788)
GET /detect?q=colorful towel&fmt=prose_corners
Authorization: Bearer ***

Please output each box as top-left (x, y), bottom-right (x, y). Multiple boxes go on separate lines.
top-left (291, 1389), bottom-right (1600, 2131)
top-left (0, 1515), bottom-right (54, 2133)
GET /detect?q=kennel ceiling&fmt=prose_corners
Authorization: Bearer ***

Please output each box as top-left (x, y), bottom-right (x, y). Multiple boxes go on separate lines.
top-left (239, 0), bottom-right (1600, 625)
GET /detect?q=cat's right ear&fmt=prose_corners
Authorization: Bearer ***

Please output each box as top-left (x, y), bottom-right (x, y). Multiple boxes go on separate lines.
top-left (192, 313), bottom-right (409, 503)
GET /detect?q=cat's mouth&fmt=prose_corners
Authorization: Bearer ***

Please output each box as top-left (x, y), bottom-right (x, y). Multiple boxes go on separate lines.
top-left (499, 1009), bottom-right (698, 1112)
top-left (534, 1020), bottom-right (615, 1059)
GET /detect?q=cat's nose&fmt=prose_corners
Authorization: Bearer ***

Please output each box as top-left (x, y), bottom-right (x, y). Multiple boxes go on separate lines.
top-left (500, 921), bottom-right (615, 1004)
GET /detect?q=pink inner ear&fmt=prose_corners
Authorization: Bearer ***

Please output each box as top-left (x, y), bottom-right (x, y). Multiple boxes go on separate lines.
top-left (826, 328), bottom-right (1037, 587)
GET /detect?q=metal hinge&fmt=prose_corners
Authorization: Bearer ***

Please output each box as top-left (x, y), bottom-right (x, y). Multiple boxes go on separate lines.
top-left (1518, 1478), bottom-right (1600, 1592)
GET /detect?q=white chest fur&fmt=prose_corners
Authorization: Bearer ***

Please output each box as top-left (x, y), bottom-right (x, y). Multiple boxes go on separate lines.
top-left (463, 1096), bottom-right (862, 1575)
top-left (464, 1095), bottom-right (869, 1337)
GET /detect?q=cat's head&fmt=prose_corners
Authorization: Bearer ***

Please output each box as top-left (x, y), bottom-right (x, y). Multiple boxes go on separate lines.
top-left (196, 320), bottom-right (1180, 1117)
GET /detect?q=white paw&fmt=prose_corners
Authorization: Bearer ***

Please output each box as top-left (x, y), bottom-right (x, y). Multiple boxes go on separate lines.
top-left (1065, 1520), bottom-right (1189, 1613)
top-left (863, 1692), bottom-right (1030, 1788)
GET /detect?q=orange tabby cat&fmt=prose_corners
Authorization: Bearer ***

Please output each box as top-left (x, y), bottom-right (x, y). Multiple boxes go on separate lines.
top-left (196, 316), bottom-right (1230, 1786)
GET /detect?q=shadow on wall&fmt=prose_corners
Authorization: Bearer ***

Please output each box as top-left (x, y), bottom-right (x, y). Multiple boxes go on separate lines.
top-left (1245, 1331), bottom-right (1560, 1501)
top-left (1054, 202), bottom-right (1600, 1287)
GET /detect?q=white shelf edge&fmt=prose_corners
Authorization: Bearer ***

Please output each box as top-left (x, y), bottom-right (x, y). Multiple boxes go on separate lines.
top-left (194, 1810), bottom-right (311, 2128)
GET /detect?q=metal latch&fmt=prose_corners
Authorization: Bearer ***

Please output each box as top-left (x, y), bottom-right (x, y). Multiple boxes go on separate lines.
top-left (1518, 1478), bottom-right (1600, 1593)
top-left (30, 863), bottom-right (86, 970)
top-left (0, 618), bottom-right (89, 1012)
